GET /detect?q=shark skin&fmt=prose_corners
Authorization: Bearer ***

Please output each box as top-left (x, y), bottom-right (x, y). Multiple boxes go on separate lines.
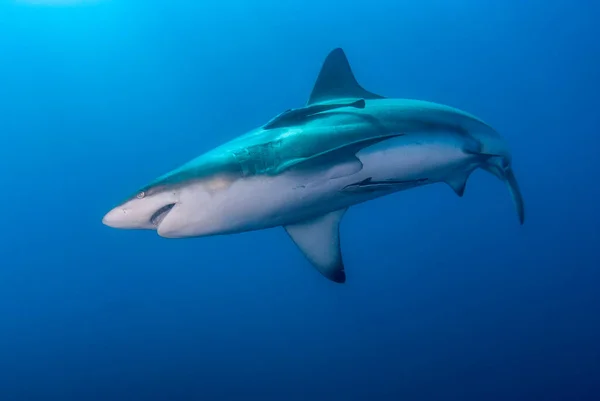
top-left (102, 48), bottom-right (525, 283)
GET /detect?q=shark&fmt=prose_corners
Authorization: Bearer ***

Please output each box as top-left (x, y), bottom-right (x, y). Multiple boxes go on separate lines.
top-left (102, 48), bottom-right (525, 283)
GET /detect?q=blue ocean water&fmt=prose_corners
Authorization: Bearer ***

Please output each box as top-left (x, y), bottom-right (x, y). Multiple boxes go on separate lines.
top-left (1, 0), bottom-right (599, 400)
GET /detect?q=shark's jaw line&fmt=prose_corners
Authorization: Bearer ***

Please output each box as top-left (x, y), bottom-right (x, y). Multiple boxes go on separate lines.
top-left (150, 203), bottom-right (176, 228)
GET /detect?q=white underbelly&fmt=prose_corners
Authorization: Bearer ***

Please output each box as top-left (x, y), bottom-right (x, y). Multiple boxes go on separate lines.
top-left (173, 134), bottom-right (475, 237)
top-left (356, 135), bottom-right (472, 182)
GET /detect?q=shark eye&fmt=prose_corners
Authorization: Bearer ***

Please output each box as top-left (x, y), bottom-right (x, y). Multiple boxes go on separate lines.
top-left (136, 191), bottom-right (145, 199)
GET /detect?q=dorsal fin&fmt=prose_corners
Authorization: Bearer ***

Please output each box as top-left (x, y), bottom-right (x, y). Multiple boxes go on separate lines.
top-left (307, 48), bottom-right (384, 105)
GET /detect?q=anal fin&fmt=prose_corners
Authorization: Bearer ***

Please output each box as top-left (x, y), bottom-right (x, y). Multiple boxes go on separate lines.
top-left (445, 169), bottom-right (474, 197)
top-left (284, 209), bottom-right (347, 283)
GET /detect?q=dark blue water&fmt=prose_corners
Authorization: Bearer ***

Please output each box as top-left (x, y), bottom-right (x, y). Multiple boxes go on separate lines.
top-left (1, 1), bottom-right (598, 400)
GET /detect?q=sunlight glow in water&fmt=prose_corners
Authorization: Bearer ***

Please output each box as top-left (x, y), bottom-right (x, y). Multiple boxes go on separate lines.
top-left (17, 0), bottom-right (101, 5)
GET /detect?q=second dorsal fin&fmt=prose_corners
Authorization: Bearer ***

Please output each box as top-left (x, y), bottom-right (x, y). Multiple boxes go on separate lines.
top-left (307, 48), bottom-right (385, 105)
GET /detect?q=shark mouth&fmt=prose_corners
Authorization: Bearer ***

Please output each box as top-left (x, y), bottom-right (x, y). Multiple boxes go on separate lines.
top-left (150, 203), bottom-right (175, 227)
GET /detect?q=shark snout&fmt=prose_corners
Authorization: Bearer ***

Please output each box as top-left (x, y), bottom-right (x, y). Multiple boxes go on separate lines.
top-left (102, 207), bottom-right (123, 228)
top-left (102, 191), bottom-right (178, 230)
top-left (102, 206), bottom-right (149, 229)
top-left (102, 203), bottom-right (172, 230)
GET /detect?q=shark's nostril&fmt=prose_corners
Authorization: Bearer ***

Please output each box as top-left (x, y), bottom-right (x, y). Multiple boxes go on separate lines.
top-left (150, 204), bottom-right (175, 226)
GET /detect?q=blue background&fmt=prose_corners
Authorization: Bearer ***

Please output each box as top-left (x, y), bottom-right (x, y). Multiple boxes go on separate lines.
top-left (1, 0), bottom-right (599, 400)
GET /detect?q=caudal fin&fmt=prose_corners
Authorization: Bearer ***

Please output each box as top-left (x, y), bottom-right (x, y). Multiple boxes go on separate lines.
top-left (504, 167), bottom-right (525, 225)
top-left (482, 161), bottom-right (525, 225)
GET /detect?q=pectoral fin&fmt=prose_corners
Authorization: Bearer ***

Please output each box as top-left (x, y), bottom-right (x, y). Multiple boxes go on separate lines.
top-left (284, 209), bottom-right (347, 283)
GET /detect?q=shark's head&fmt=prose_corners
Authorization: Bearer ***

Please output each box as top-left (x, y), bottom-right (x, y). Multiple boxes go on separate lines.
top-left (102, 155), bottom-right (244, 238)
top-left (102, 178), bottom-right (180, 232)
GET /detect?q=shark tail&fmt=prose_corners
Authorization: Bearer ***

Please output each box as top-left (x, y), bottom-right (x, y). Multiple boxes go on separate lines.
top-left (452, 143), bottom-right (525, 225)
top-left (503, 166), bottom-right (525, 225)
top-left (480, 157), bottom-right (525, 225)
